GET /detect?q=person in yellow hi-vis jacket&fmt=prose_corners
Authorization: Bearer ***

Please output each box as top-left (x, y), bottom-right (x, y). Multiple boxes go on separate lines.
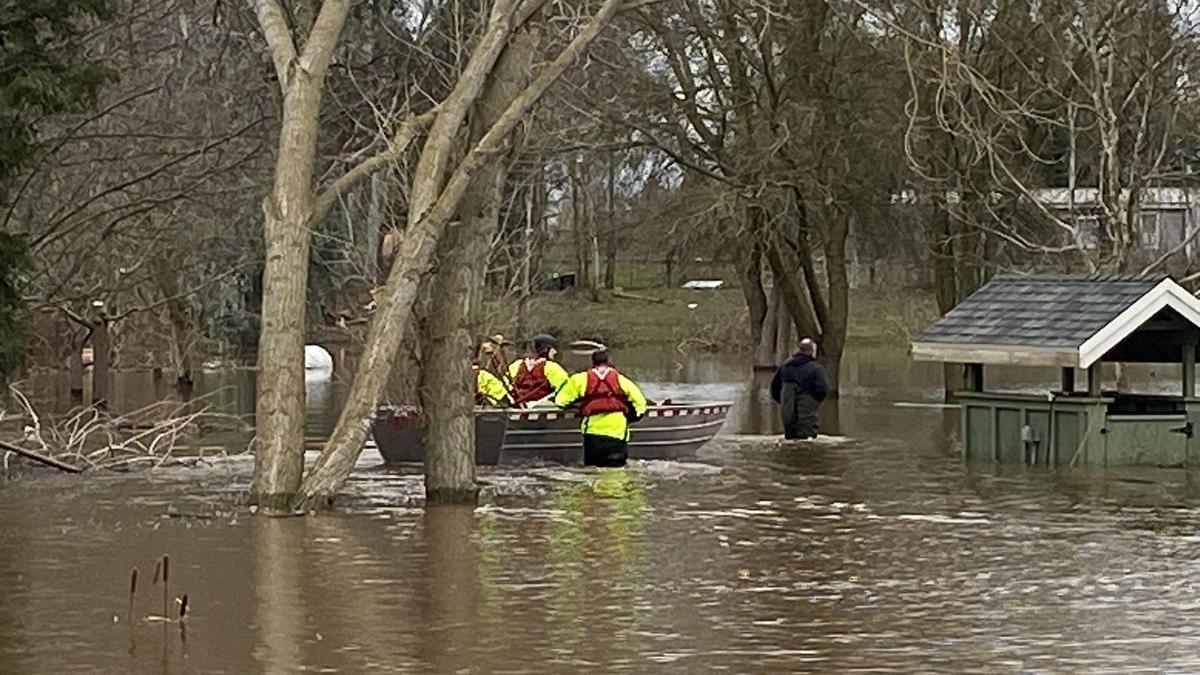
top-left (554, 349), bottom-right (648, 467)
top-left (473, 361), bottom-right (513, 407)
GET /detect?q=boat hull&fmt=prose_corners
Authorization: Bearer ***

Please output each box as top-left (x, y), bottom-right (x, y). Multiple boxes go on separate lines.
top-left (372, 403), bottom-right (731, 465)
top-left (371, 409), bottom-right (508, 465)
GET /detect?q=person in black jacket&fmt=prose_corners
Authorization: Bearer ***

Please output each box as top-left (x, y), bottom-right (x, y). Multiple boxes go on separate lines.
top-left (769, 338), bottom-right (831, 439)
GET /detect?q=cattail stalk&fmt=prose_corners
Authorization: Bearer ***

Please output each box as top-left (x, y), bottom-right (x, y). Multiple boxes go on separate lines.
top-left (127, 568), bottom-right (138, 624)
top-left (161, 555), bottom-right (170, 620)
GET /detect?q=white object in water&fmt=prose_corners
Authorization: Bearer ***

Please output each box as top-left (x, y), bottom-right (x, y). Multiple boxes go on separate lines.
top-left (304, 345), bottom-right (334, 377)
top-left (682, 280), bottom-right (724, 290)
top-left (567, 339), bottom-right (608, 355)
top-left (687, 303), bottom-right (699, 310)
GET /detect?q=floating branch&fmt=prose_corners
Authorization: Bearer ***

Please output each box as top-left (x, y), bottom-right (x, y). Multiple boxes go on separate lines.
top-left (0, 439), bottom-right (83, 473)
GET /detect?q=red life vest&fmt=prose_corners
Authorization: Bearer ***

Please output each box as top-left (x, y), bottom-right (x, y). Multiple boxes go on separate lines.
top-left (579, 366), bottom-right (629, 417)
top-left (512, 358), bottom-right (552, 405)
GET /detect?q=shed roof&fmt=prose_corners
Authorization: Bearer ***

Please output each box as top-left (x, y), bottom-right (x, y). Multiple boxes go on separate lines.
top-left (911, 274), bottom-right (1200, 368)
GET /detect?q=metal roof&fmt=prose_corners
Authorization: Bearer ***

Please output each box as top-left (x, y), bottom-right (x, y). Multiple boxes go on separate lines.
top-left (910, 274), bottom-right (1200, 368)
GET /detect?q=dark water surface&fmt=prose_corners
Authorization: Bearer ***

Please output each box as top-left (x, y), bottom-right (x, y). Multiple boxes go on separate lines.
top-left (6, 348), bottom-right (1200, 673)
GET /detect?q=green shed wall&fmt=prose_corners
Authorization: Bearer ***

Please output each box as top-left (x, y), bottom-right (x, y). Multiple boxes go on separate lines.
top-left (960, 393), bottom-right (1200, 467)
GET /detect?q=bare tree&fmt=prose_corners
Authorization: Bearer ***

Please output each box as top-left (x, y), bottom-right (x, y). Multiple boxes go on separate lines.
top-left (296, 0), bottom-right (626, 508)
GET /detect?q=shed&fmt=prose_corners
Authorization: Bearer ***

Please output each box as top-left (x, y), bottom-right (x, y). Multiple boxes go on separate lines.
top-left (911, 274), bottom-right (1200, 467)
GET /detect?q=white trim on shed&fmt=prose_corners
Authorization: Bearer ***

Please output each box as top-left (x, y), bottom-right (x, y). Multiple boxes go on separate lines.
top-left (1077, 278), bottom-right (1200, 367)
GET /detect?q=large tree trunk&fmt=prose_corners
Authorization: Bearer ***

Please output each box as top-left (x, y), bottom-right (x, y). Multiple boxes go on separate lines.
top-left (252, 80), bottom-right (325, 509)
top-left (420, 247), bottom-right (479, 504)
top-left (421, 27), bottom-right (538, 504)
top-left (250, 0), bottom-right (352, 509)
top-left (296, 0), bottom-right (623, 506)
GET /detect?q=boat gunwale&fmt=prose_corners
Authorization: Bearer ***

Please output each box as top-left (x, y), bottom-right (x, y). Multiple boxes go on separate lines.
top-left (501, 402), bottom-right (735, 422)
top-left (504, 434), bottom-right (726, 451)
top-left (503, 417), bottom-right (728, 436)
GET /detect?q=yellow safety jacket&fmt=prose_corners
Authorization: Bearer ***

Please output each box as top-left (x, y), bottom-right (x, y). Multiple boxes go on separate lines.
top-left (554, 369), bottom-right (648, 441)
top-left (476, 369), bottom-right (512, 406)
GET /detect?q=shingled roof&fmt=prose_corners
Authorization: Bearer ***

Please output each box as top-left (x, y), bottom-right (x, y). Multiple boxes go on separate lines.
top-left (911, 274), bottom-right (1200, 367)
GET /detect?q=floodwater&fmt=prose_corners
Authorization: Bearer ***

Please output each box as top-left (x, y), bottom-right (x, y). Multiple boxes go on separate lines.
top-left (6, 348), bottom-right (1200, 672)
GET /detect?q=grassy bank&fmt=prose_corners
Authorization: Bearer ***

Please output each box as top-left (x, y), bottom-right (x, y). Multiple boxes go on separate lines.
top-left (484, 286), bottom-right (938, 351)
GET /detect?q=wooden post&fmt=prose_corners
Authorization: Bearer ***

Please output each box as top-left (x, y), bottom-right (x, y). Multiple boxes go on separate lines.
top-left (966, 363), bottom-right (984, 393)
top-left (1087, 364), bottom-right (1102, 397)
top-left (1061, 367), bottom-right (1075, 394)
top-left (1185, 343), bottom-right (1197, 399)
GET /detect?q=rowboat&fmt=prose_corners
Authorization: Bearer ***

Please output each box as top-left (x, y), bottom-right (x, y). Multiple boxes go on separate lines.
top-left (372, 402), bottom-right (733, 465)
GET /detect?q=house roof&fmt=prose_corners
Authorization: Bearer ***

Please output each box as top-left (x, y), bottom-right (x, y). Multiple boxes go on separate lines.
top-left (910, 274), bottom-right (1200, 368)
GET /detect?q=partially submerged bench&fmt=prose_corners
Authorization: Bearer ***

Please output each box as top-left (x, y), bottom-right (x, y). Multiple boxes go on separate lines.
top-left (911, 274), bottom-right (1200, 467)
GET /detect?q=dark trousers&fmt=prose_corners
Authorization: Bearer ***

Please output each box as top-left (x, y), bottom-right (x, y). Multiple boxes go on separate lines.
top-left (583, 434), bottom-right (628, 467)
top-left (781, 385), bottom-right (820, 440)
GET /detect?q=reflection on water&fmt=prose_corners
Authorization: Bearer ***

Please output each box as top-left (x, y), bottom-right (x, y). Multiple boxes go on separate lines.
top-left (253, 518), bottom-right (304, 673)
top-left (10, 348), bottom-right (1200, 671)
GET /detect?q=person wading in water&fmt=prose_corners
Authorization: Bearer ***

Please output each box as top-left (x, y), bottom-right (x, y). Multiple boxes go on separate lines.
top-left (770, 338), bottom-right (831, 440)
top-left (555, 349), bottom-right (647, 467)
top-left (508, 334), bottom-right (569, 407)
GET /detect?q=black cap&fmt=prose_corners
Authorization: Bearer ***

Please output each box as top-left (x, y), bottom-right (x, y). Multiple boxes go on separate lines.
top-left (532, 333), bottom-right (557, 353)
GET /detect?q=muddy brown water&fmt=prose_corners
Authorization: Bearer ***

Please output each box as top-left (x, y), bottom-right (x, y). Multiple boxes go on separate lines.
top-left (6, 348), bottom-right (1200, 672)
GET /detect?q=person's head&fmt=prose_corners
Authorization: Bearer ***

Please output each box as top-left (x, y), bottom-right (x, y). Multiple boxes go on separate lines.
top-left (591, 349), bottom-right (611, 366)
top-left (532, 333), bottom-right (558, 359)
top-left (798, 338), bottom-right (816, 357)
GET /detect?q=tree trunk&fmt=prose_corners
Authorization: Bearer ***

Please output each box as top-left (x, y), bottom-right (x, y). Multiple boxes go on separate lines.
top-left (755, 285), bottom-right (782, 367)
top-left (421, 229), bottom-right (481, 502)
top-left (366, 173), bottom-right (383, 283)
top-left (252, 79), bottom-right (324, 510)
top-left (516, 184), bottom-right (533, 338)
top-left (774, 304), bottom-right (794, 365)
top-left (819, 210), bottom-right (851, 396)
top-left (69, 329), bottom-right (85, 407)
top-left (571, 165), bottom-right (590, 292)
top-left (765, 238), bottom-right (820, 340)
top-left (91, 318), bottom-right (110, 409)
top-left (737, 240), bottom-right (769, 358)
top-left (155, 262), bottom-right (195, 388)
top-left (422, 26), bottom-right (538, 504)
top-left (296, 0), bottom-right (623, 506)
top-left (603, 150), bottom-right (617, 290)
top-left (931, 203), bottom-right (960, 402)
